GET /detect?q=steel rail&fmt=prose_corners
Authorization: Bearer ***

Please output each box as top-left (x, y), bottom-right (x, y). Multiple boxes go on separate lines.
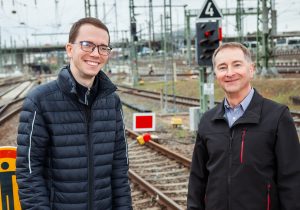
top-left (126, 128), bottom-right (191, 168)
top-left (0, 104), bottom-right (22, 125)
top-left (129, 169), bottom-right (185, 210)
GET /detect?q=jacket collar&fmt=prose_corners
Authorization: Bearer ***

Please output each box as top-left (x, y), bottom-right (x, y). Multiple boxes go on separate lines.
top-left (57, 65), bottom-right (117, 99)
top-left (212, 89), bottom-right (263, 125)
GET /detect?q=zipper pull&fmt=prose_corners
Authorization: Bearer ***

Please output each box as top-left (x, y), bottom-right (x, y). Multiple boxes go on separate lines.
top-left (85, 88), bottom-right (90, 105)
top-left (240, 128), bottom-right (246, 163)
top-left (267, 184), bottom-right (271, 210)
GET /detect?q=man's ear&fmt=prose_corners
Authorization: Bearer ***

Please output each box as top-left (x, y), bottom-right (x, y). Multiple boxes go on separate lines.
top-left (249, 62), bottom-right (255, 78)
top-left (65, 43), bottom-right (73, 58)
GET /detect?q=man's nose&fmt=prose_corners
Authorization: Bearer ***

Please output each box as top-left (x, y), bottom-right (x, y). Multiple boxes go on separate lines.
top-left (225, 66), bottom-right (235, 76)
top-left (90, 47), bottom-right (99, 56)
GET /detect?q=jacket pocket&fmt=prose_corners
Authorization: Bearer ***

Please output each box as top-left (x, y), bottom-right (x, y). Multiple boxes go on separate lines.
top-left (240, 128), bottom-right (246, 163)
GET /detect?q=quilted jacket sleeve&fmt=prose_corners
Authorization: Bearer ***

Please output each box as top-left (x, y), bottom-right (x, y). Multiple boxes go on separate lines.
top-left (187, 117), bottom-right (209, 210)
top-left (111, 95), bottom-right (132, 209)
top-left (16, 97), bottom-right (51, 210)
top-left (275, 107), bottom-right (300, 210)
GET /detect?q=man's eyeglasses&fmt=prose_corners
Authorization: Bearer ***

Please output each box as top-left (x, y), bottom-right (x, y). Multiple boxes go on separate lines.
top-left (73, 41), bottom-right (112, 56)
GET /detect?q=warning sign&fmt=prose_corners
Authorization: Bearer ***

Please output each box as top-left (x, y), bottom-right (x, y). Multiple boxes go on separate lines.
top-left (0, 147), bottom-right (21, 210)
top-left (197, 0), bottom-right (223, 20)
top-left (133, 113), bottom-right (156, 132)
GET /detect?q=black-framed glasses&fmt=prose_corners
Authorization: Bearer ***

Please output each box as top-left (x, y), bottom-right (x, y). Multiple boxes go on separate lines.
top-left (73, 41), bottom-right (112, 56)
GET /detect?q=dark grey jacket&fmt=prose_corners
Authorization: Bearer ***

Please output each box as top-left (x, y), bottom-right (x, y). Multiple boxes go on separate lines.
top-left (187, 90), bottom-right (300, 210)
top-left (16, 66), bottom-right (132, 210)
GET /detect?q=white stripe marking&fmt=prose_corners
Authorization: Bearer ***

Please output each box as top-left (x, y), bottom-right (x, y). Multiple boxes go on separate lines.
top-left (28, 111), bottom-right (37, 174)
top-left (120, 109), bottom-right (129, 165)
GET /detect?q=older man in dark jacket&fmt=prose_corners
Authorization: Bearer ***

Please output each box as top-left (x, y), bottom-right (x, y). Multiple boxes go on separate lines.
top-left (187, 42), bottom-right (300, 210)
top-left (16, 17), bottom-right (132, 210)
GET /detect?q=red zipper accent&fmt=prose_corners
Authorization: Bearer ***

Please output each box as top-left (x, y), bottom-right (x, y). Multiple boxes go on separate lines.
top-left (240, 129), bottom-right (246, 163)
top-left (267, 184), bottom-right (271, 210)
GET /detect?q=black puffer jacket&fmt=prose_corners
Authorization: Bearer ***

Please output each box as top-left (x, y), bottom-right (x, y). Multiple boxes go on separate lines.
top-left (16, 66), bottom-right (132, 210)
top-left (187, 90), bottom-right (300, 210)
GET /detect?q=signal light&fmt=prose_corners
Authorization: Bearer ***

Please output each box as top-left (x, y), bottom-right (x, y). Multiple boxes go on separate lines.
top-left (204, 31), bottom-right (212, 37)
top-left (218, 27), bottom-right (223, 41)
top-left (196, 22), bottom-right (220, 66)
top-left (130, 22), bottom-right (138, 42)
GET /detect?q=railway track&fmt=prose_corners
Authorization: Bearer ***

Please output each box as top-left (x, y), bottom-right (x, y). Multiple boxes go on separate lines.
top-left (127, 129), bottom-right (191, 210)
top-left (0, 98), bottom-right (24, 124)
top-left (118, 85), bottom-right (199, 107)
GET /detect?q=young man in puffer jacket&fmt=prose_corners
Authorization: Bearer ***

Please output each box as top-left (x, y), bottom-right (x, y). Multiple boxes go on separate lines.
top-left (16, 17), bottom-right (132, 210)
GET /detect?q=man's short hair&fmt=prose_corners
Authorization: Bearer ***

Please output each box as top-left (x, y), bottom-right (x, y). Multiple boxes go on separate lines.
top-left (212, 42), bottom-right (253, 68)
top-left (68, 17), bottom-right (110, 44)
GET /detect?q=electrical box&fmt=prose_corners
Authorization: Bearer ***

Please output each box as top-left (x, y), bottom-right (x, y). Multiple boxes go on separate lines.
top-left (189, 107), bottom-right (201, 131)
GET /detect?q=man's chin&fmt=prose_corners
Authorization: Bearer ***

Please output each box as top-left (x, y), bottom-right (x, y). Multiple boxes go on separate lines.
top-left (85, 66), bottom-right (101, 75)
top-left (223, 86), bottom-right (239, 94)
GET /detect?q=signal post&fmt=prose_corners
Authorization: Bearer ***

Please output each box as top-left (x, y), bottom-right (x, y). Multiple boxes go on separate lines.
top-left (195, 0), bottom-right (222, 115)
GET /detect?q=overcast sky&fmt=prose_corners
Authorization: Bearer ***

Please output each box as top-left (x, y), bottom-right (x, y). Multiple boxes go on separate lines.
top-left (0, 0), bottom-right (299, 47)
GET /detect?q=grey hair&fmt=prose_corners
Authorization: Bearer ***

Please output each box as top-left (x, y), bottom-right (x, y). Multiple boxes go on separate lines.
top-left (212, 42), bottom-right (253, 68)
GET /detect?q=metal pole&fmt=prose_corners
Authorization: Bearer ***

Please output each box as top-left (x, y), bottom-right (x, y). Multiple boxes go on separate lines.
top-left (55, 0), bottom-right (59, 28)
top-left (84, 0), bottom-right (91, 17)
top-left (163, 0), bottom-right (168, 112)
top-left (129, 0), bottom-right (138, 86)
top-left (95, 0), bottom-right (98, 18)
top-left (262, 0), bottom-right (269, 70)
top-left (256, 0), bottom-right (260, 71)
top-left (169, 0), bottom-right (176, 111)
top-left (186, 10), bottom-right (192, 66)
top-left (114, 0), bottom-right (118, 40)
top-left (236, 0), bottom-right (244, 42)
top-left (199, 67), bottom-right (207, 113)
top-left (102, 2), bottom-right (106, 24)
top-left (148, 0), bottom-right (153, 68)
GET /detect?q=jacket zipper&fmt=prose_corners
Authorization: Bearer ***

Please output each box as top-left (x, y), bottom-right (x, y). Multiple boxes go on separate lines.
top-left (267, 184), bottom-right (271, 210)
top-left (240, 128), bottom-right (246, 163)
top-left (228, 129), bottom-right (235, 210)
top-left (85, 106), bottom-right (93, 210)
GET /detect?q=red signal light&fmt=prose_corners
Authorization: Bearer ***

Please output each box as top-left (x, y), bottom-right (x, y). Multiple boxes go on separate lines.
top-left (204, 31), bottom-right (211, 37)
top-left (218, 27), bottom-right (223, 41)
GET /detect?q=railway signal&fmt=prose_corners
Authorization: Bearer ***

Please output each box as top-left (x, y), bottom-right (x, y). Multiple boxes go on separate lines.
top-left (196, 21), bottom-right (220, 66)
top-left (130, 22), bottom-right (138, 42)
top-left (195, 0), bottom-right (223, 115)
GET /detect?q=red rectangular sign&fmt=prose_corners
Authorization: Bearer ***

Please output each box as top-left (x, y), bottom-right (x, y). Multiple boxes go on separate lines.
top-left (133, 113), bottom-right (155, 132)
top-left (136, 116), bottom-right (153, 128)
